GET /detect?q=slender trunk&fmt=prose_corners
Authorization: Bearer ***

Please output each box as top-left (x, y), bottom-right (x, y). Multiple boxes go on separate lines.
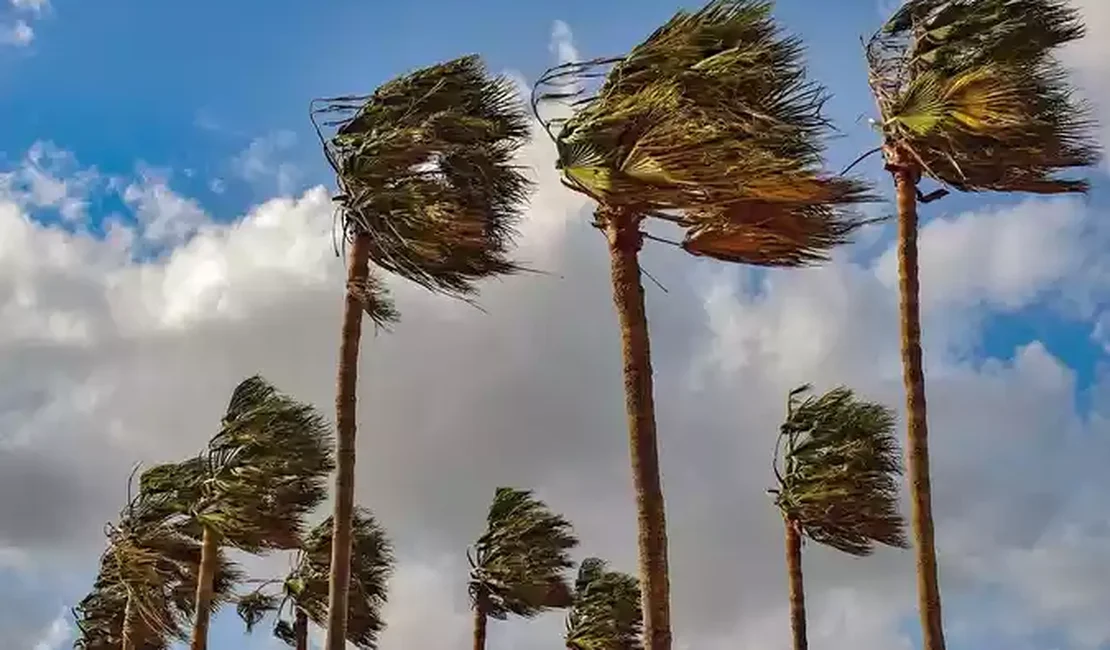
top-left (603, 212), bottom-right (672, 650)
top-left (295, 608), bottom-right (309, 650)
top-left (889, 146), bottom-right (946, 650)
top-left (190, 526), bottom-right (220, 650)
top-left (472, 604), bottom-right (488, 650)
top-left (121, 596), bottom-right (136, 650)
top-left (783, 517), bottom-right (807, 650)
top-left (325, 232), bottom-right (372, 650)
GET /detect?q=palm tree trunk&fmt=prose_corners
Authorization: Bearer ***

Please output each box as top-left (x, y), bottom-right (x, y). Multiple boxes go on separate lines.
top-left (325, 232), bottom-right (372, 650)
top-left (472, 605), bottom-right (488, 650)
top-left (603, 212), bottom-right (672, 650)
top-left (295, 608), bottom-right (309, 650)
top-left (121, 596), bottom-right (137, 650)
top-left (889, 145), bottom-right (946, 650)
top-left (783, 517), bottom-right (807, 650)
top-left (190, 525), bottom-right (220, 650)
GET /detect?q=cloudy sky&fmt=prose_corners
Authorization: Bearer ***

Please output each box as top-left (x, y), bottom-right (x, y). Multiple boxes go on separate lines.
top-left (2, 0), bottom-right (1110, 648)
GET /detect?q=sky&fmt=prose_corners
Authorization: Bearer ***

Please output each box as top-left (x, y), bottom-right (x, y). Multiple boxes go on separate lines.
top-left (1, 0), bottom-right (1110, 649)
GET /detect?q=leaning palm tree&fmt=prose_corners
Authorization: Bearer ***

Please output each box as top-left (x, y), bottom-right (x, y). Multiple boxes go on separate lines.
top-left (468, 487), bottom-right (579, 650)
top-left (531, 2), bottom-right (875, 646)
top-left (138, 375), bottom-right (334, 650)
top-left (237, 507), bottom-right (395, 650)
top-left (864, 3), bottom-right (1100, 647)
top-left (73, 488), bottom-right (241, 650)
top-left (310, 54), bottom-right (533, 650)
top-left (768, 385), bottom-right (907, 650)
top-left (565, 557), bottom-right (643, 650)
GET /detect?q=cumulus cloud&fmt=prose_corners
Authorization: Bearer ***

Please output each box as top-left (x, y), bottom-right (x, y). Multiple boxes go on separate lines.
top-left (2, 16), bottom-right (1110, 650)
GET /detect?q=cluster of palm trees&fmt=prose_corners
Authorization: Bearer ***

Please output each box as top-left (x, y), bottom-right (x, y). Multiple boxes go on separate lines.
top-left (71, 0), bottom-right (1099, 648)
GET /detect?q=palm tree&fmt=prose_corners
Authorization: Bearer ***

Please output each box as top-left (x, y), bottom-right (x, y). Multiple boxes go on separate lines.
top-left (863, 3), bottom-right (1100, 647)
top-left (468, 487), bottom-right (579, 650)
top-left (565, 557), bottom-right (642, 650)
top-left (531, 2), bottom-right (875, 646)
top-left (768, 385), bottom-right (907, 650)
top-left (236, 507), bottom-right (395, 650)
top-left (138, 375), bottom-right (334, 650)
top-left (310, 54), bottom-right (533, 650)
top-left (73, 488), bottom-right (241, 650)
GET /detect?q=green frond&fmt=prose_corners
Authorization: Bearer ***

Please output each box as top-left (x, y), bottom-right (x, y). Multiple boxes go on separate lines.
top-left (565, 558), bottom-right (643, 650)
top-left (314, 54), bottom-right (534, 300)
top-left (771, 386), bottom-right (908, 556)
top-left (534, 0), bottom-right (876, 262)
top-left (469, 487), bottom-right (579, 621)
top-left (868, 0), bottom-right (1100, 192)
top-left (348, 270), bottom-right (400, 330)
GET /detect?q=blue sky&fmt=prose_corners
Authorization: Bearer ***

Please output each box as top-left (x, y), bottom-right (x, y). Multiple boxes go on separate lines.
top-left (3, 0), bottom-right (1110, 649)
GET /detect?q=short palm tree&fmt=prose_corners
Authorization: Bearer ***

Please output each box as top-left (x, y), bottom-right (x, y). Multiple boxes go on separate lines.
top-left (769, 385), bottom-right (907, 650)
top-left (864, 3), bottom-right (1100, 648)
top-left (73, 489), bottom-right (240, 650)
top-left (310, 54), bottom-right (532, 650)
top-left (468, 487), bottom-right (579, 650)
top-left (236, 507), bottom-right (394, 650)
top-left (532, 2), bottom-right (875, 646)
top-left (565, 557), bottom-right (643, 650)
top-left (138, 375), bottom-right (334, 650)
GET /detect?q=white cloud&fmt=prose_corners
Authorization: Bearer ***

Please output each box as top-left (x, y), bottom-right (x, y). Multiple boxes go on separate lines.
top-left (10, 0), bottom-right (49, 14)
top-left (231, 130), bottom-right (302, 197)
top-left (32, 613), bottom-right (69, 650)
top-left (0, 18), bottom-right (32, 46)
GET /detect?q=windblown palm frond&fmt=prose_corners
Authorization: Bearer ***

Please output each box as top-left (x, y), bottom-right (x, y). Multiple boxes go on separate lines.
top-left (312, 54), bottom-right (534, 301)
top-left (468, 487), bottom-right (579, 620)
top-left (236, 508), bottom-right (394, 649)
top-left (565, 557), bottom-right (643, 650)
top-left (867, 0), bottom-right (1100, 193)
top-left (771, 386), bottom-right (908, 556)
top-left (139, 375), bottom-right (335, 554)
top-left (533, 0), bottom-right (875, 264)
top-left (73, 494), bottom-right (242, 649)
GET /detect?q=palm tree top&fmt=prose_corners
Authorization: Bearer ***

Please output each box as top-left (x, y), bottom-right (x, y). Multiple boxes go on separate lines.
top-left (771, 385), bottom-right (908, 556)
top-left (866, 0), bottom-right (1100, 193)
top-left (311, 54), bottom-right (534, 303)
top-left (565, 557), bottom-right (643, 650)
top-left (468, 487), bottom-right (579, 620)
top-left (533, 0), bottom-right (876, 267)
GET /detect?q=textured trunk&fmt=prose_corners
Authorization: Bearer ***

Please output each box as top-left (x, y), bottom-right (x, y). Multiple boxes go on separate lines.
top-left (295, 608), bottom-right (309, 650)
top-left (604, 213), bottom-right (672, 650)
top-left (783, 517), bottom-right (807, 650)
top-left (190, 526), bottom-right (219, 650)
top-left (472, 605), bottom-right (488, 650)
top-left (324, 232), bottom-right (372, 650)
top-left (121, 596), bottom-right (137, 650)
top-left (889, 146), bottom-right (946, 650)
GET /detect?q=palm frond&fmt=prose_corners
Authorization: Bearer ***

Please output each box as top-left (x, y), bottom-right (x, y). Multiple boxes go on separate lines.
top-left (867, 0), bottom-right (1100, 192)
top-left (469, 487), bottom-right (579, 620)
top-left (565, 557), bottom-right (643, 650)
top-left (313, 54), bottom-right (534, 299)
top-left (534, 0), bottom-right (877, 262)
top-left (772, 386), bottom-right (908, 556)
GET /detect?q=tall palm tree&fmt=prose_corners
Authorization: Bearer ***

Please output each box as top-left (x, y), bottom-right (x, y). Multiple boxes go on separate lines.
top-left (138, 375), bottom-right (334, 650)
top-left (468, 487), bottom-right (579, 650)
top-left (768, 385), bottom-right (907, 650)
top-left (864, 3), bottom-right (1100, 647)
top-left (565, 557), bottom-right (643, 650)
top-left (73, 489), bottom-right (241, 650)
top-left (310, 54), bottom-right (533, 650)
top-left (236, 507), bottom-right (395, 650)
top-left (532, 2), bottom-right (875, 646)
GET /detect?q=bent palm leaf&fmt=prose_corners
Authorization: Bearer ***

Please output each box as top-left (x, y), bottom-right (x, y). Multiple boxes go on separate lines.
top-left (565, 557), bottom-right (642, 650)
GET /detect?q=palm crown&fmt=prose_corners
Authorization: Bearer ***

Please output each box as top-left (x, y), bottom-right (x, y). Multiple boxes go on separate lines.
top-left (73, 493), bottom-right (241, 649)
top-left (312, 54), bottom-right (533, 313)
top-left (138, 376), bottom-right (335, 553)
top-left (468, 487), bottom-right (579, 619)
top-left (534, 0), bottom-right (875, 266)
top-left (237, 508), bottom-right (395, 649)
top-left (866, 0), bottom-right (1100, 193)
top-left (771, 385), bottom-right (908, 556)
top-left (565, 557), bottom-right (643, 650)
